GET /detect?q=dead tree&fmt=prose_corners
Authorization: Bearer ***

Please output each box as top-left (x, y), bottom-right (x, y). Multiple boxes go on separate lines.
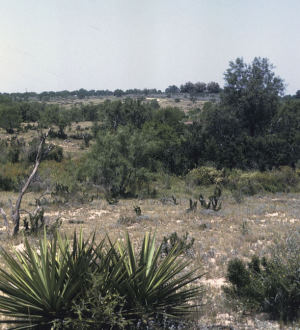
top-left (0, 129), bottom-right (50, 236)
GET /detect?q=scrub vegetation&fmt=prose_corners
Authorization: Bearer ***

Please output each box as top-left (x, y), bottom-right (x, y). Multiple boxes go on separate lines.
top-left (0, 57), bottom-right (299, 328)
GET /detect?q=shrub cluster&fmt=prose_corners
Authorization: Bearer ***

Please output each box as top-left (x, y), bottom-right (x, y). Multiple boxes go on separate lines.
top-left (186, 166), bottom-right (224, 186)
top-left (226, 166), bottom-right (300, 195)
top-left (224, 232), bottom-right (300, 322)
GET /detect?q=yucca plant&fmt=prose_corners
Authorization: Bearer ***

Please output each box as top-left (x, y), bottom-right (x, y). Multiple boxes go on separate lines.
top-left (108, 232), bottom-right (204, 324)
top-left (0, 230), bottom-right (104, 329)
top-left (0, 230), bottom-right (204, 328)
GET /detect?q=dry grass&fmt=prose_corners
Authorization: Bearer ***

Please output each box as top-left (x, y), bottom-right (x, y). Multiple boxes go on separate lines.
top-left (0, 190), bottom-right (299, 329)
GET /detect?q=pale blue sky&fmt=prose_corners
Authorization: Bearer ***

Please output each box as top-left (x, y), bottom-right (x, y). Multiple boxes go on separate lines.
top-left (0, 0), bottom-right (299, 94)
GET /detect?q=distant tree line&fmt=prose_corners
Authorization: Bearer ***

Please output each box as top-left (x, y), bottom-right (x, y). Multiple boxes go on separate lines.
top-left (0, 88), bottom-right (164, 102)
top-left (0, 82), bottom-right (223, 102)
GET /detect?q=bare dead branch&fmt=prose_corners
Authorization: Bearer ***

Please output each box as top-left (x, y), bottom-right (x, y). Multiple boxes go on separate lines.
top-left (11, 129), bottom-right (50, 236)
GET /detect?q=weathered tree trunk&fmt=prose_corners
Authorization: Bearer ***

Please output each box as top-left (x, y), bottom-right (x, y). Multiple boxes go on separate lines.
top-left (0, 129), bottom-right (50, 236)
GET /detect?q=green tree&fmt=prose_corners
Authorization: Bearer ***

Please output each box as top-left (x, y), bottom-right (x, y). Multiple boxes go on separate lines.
top-left (141, 121), bottom-right (186, 174)
top-left (87, 127), bottom-right (152, 197)
top-left (222, 57), bottom-right (284, 136)
top-left (270, 99), bottom-right (300, 166)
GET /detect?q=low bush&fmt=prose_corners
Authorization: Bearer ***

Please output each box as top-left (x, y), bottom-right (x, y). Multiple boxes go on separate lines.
top-left (224, 231), bottom-right (300, 322)
top-left (186, 166), bottom-right (224, 186)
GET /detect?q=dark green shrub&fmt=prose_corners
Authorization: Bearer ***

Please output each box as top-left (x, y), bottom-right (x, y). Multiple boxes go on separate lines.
top-left (224, 233), bottom-right (300, 322)
top-left (27, 138), bottom-right (63, 163)
top-left (0, 176), bottom-right (13, 191)
top-left (0, 163), bottom-right (28, 191)
top-left (46, 145), bottom-right (63, 162)
top-left (87, 127), bottom-right (154, 198)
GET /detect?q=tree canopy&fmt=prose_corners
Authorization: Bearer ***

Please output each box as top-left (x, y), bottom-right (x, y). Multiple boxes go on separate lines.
top-left (222, 57), bottom-right (285, 136)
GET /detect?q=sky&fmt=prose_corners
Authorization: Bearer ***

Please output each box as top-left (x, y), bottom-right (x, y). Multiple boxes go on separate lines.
top-left (0, 0), bottom-right (299, 94)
